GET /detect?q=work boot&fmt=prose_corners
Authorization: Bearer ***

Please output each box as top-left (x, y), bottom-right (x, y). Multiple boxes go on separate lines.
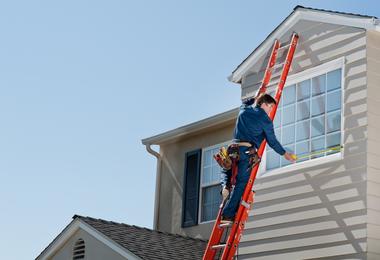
top-left (220, 215), bottom-right (234, 224)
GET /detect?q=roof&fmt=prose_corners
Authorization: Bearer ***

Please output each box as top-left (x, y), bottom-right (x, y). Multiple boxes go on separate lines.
top-left (74, 215), bottom-right (207, 260)
top-left (294, 5), bottom-right (377, 19)
top-left (141, 107), bottom-right (238, 145)
top-left (229, 5), bottom-right (380, 83)
top-left (37, 215), bottom-right (207, 260)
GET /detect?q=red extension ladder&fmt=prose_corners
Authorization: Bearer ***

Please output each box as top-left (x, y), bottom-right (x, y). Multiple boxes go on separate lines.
top-left (203, 33), bottom-right (299, 260)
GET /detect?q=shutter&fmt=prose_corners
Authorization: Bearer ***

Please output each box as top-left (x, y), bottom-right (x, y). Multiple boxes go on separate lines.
top-left (182, 149), bottom-right (202, 227)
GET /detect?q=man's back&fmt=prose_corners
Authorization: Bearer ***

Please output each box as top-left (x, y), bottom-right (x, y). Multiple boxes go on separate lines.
top-left (233, 104), bottom-right (285, 155)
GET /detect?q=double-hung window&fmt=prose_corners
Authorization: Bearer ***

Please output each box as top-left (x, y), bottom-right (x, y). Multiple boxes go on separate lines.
top-left (200, 142), bottom-right (229, 222)
top-left (265, 62), bottom-right (343, 173)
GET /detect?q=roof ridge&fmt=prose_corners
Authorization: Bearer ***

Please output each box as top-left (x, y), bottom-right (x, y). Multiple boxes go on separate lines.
top-left (73, 215), bottom-right (208, 243)
top-left (294, 5), bottom-right (377, 19)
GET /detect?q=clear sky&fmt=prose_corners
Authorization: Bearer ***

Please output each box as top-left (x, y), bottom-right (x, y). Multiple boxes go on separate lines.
top-left (0, 1), bottom-right (379, 259)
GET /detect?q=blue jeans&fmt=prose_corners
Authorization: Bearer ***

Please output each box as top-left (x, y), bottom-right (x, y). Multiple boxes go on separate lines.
top-left (221, 146), bottom-right (251, 218)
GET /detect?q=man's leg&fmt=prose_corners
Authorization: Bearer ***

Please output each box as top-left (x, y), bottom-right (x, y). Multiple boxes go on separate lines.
top-left (221, 147), bottom-right (250, 218)
top-left (220, 168), bottom-right (232, 201)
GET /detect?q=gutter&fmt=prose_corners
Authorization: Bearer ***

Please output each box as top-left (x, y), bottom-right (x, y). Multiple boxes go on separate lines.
top-left (144, 144), bottom-right (162, 230)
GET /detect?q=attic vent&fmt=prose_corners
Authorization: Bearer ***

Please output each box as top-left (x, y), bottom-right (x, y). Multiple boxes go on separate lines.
top-left (72, 238), bottom-right (85, 260)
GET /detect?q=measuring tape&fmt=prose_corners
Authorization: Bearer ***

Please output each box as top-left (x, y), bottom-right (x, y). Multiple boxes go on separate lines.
top-left (291, 145), bottom-right (343, 160)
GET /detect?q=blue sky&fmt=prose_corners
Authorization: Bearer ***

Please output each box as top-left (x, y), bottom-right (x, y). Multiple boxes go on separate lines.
top-left (0, 1), bottom-right (378, 259)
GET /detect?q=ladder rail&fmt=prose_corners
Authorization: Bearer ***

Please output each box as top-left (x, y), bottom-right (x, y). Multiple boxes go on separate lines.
top-left (202, 38), bottom-right (281, 260)
top-left (202, 33), bottom-right (299, 260)
top-left (221, 33), bottom-right (299, 260)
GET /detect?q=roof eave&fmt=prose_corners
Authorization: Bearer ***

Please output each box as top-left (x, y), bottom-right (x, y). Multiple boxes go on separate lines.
top-left (141, 107), bottom-right (238, 146)
top-left (229, 7), bottom-right (379, 84)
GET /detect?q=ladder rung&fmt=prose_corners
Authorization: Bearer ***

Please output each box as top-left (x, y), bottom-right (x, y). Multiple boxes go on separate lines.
top-left (278, 43), bottom-right (291, 51)
top-left (219, 222), bottom-right (232, 228)
top-left (272, 62), bottom-right (285, 70)
top-left (212, 244), bottom-right (226, 250)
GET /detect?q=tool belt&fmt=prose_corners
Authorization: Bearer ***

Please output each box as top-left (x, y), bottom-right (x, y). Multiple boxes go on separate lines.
top-left (214, 143), bottom-right (260, 171)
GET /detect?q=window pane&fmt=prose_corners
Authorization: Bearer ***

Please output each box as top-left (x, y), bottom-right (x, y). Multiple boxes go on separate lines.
top-left (296, 141), bottom-right (310, 162)
top-left (327, 90), bottom-right (341, 112)
top-left (327, 111), bottom-right (341, 133)
top-left (296, 120), bottom-right (310, 142)
top-left (201, 185), bottom-right (222, 222)
top-left (283, 104), bottom-right (295, 125)
top-left (273, 109), bottom-right (281, 128)
top-left (297, 79), bottom-right (311, 101)
top-left (204, 150), bottom-right (212, 166)
top-left (312, 74), bottom-right (326, 96)
top-left (267, 150), bottom-right (280, 170)
top-left (327, 69), bottom-right (341, 92)
top-left (311, 116), bottom-right (325, 138)
top-left (282, 125), bottom-right (295, 145)
top-left (327, 132), bottom-right (341, 149)
top-left (283, 85), bottom-right (296, 105)
top-left (281, 145), bottom-right (294, 167)
top-left (311, 95), bottom-right (325, 117)
top-left (311, 136), bottom-right (325, 159)
top-left (211, 164), bottom-right (221, 183)
top-left (202, 167), bottom-right (211, 185)
top-left (297, 100), bottom-right (310, 121)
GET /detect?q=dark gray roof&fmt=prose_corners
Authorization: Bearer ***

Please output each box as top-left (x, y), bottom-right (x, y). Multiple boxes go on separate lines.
top-left (294, 5), bottom-right (377, 19)
top-left (74, 215), bottom-right (207, 260)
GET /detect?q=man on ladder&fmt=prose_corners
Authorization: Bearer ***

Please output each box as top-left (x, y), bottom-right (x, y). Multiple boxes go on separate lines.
top-left (219, 92), bottom-right (296, 223)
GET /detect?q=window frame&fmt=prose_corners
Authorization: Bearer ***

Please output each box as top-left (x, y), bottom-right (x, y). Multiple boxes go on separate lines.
top-left (259, 57), bottom-right (345, 178)
top-left (198, 140), bottom-right (231, 224)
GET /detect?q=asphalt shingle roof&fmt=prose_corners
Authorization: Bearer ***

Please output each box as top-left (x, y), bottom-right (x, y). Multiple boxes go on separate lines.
top-left (74, 215), bottom-right (207, 260)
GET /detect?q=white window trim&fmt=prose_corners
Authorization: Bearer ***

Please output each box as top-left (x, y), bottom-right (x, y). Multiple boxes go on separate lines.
top-left (199, 140), bottom-right (231, 224)
top-left (260, 57), bottom-right (345, 178)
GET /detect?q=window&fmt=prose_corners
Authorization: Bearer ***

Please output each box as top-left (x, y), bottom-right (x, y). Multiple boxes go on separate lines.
top-left (266, 68), bottom-right (342, 173)
top-left (200, 142), bottom-right (229, 222)
top-left (73, 238), bottom-right (85, 260)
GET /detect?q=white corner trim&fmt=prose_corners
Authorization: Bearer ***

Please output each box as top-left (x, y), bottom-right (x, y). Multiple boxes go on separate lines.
top-left (229, 9), bottom-right (377, 83)
top-left (37, 219), bottom-right (142, 260)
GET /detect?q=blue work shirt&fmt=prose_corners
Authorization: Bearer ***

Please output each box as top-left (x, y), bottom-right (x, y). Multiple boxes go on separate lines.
top-left (233, 102), bottom-right (286, 155)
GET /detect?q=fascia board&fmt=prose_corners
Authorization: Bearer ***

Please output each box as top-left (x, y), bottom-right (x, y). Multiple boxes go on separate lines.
top-left (78, 221), bottom-right (142, 260)
top-left (229, 9), bottom-right (377, 83)
top-left (36, 220), bottom-right (80, 260)
top-left (141, 107), bottom-right (238, 145)
top-left (229, 10), bottom-right (301, 83)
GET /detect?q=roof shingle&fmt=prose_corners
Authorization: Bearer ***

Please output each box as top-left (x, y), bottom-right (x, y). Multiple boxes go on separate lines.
top-left (74, 215), bottom-right (207, 260)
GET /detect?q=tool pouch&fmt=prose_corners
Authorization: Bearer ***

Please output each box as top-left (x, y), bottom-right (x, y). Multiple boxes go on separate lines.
top-left (227, 144), bottom-right (240, 161)
top-left (213, 144), bottom-right (240, 170)
top-left (247, 147), bottom-right (261, 171)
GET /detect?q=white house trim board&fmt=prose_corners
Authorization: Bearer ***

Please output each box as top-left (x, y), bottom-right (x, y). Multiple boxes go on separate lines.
top-left (142, 107), bottom-right (238, 145)
top-left (36, 219), bottom-right (141, 260)
top-left (229, 6), bottom-right (379, 83)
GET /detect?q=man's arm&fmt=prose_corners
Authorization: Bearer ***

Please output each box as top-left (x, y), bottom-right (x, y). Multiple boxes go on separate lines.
top-left (262, 118), bottom-right (286, 155)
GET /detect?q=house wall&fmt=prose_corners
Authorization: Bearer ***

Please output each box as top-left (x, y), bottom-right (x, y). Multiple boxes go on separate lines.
top-left (366, 30), bottom-right (380, 260)
top-left (156, 121), bottom-right (235, 239)
top-left (49, 229), bottom-right (129, 260)
top-left (237, 22), bottom-right (368, 259)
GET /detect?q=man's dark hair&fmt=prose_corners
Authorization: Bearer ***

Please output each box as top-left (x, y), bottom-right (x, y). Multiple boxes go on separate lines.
top-left (255, 93), bottom-right (277, 107)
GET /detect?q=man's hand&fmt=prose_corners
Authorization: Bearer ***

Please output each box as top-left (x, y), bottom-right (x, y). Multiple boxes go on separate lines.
top-left (221, 187), bottom-right (230, 201)
top-left (283, 152), bottom-right (296, 163)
